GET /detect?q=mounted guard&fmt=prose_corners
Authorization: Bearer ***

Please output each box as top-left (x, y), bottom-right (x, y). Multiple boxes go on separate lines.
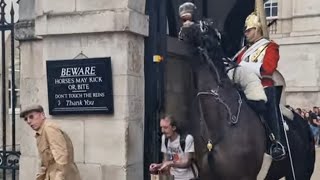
top-left (177, 1), bottom-right (315, 179)
top-left (233, 12), bottom-right (286, 161)
top-left (179, 2), bottom-right (286, 161)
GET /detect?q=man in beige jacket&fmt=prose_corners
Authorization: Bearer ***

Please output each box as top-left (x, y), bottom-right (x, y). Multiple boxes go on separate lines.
top-left (20, 105), bottom-right (81, 180)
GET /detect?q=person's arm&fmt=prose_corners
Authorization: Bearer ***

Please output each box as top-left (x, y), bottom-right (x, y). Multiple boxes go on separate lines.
top-left (160, 135), bottom-right (195, 169)
top-left (162, 152), bottom-right (193, 168)
top-left (36, 166), bottom-right (47, 180)
top-left (313, 119), bottom-right (320, 126)
top-left (240, 42), bottom-right (279, 78)
top-left (45, 125), bottom-right (68, 180)
top-left (260, 42), bottom-right (280, 75)
top-left (150, 136), bottom-right (168, 172)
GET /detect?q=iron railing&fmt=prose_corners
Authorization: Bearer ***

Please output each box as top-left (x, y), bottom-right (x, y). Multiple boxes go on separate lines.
top-left (0, 0), bottom-right (20, 179)
top-left (268, 19), bottom-right (278, 34)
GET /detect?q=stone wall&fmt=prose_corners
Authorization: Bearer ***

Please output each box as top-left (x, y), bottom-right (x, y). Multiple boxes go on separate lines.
top-left (16, 0), bottom-right (147, 179)
top-left (272, 0), bottom-right (320, 109)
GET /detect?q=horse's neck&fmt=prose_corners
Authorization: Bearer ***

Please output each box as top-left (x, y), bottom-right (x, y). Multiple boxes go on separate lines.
top-left (195, 67), bottom-right (224, 134)
top-left (195, 66), bottom-right (241, 137)
top-left (195, 65), bottom-right (233, 92)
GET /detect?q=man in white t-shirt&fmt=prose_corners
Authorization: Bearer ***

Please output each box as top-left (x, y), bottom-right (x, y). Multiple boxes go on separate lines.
top-left (149, 115), bottom-right (196, 180)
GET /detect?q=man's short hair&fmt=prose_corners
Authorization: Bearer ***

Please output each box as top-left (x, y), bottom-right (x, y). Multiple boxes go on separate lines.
top-left (161, 114), bottom-right (181, 133)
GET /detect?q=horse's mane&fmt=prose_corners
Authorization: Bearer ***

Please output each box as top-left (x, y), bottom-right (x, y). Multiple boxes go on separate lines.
top-left (179, 19), bottom-right (233, 84)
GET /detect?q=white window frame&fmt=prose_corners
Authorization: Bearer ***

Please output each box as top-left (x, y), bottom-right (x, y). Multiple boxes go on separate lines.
top-left (264, 0), bottom-right (278, 19)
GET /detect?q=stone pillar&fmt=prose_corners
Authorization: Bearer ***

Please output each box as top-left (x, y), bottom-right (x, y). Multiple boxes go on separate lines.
top-left (16, 0), bottom-right (147, 179)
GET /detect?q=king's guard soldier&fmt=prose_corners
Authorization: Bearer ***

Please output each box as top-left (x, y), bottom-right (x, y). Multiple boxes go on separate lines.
top-left (235, 13), bottom-right (280, 87)
top-left (235, 12), bottom-right (286, 161)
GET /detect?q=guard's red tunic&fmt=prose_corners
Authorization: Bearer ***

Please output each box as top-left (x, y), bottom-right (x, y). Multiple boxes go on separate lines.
top-left (236, 41), bottom-right (280, 87)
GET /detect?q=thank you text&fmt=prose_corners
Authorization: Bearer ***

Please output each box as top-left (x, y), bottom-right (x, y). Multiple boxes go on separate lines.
top-left (47, 57), bottom-right (113, 115)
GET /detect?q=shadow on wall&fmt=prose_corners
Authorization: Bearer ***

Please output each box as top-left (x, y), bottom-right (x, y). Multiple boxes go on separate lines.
top-left (163, 54), bottom-right (195, 132)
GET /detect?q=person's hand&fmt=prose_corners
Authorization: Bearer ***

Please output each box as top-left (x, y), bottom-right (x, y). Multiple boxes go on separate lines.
top-left (159, 161), bottom-right (174, 171)
top-left (149, 163), bottom-right (161, 173)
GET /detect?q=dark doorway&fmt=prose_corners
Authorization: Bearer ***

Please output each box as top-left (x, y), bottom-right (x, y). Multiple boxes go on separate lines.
top-left (143, 0), bottom-right (255, 179)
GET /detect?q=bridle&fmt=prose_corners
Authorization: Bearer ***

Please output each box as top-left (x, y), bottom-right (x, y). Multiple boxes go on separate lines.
top-left (195, 38), bottom-right (244, 174)
top-left (197, 87), bottom-right (242, 126)
top-left (195, 39), bottom-right (243, 152)
top-left (196, 47), bottom-right (242, 126)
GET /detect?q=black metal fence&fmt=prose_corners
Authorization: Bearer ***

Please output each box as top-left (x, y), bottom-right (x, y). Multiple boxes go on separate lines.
top-left (267, 19), bottom-right (278, 34)
top-left (0, 0), bottom-right (20, 179)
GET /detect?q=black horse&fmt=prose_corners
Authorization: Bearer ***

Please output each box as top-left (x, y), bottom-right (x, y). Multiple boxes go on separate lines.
top-left (179, 18), bottom-right (315, 180)
top-left (266, 112), bottom-right (316, 180)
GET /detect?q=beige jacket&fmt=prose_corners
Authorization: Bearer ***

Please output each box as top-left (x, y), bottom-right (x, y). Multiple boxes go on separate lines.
top-left (36, 120), bottom-right (81, 180)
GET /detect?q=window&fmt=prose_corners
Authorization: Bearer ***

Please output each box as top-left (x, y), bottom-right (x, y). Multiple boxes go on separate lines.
top-left (8, 67), bottom-right (20, 114)
top-left (264, 0), bottom-right (278, 19)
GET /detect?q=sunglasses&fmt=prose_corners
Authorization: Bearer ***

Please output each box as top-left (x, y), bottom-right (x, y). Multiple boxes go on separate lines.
top-left (24, 114), bottom-right (35, 121)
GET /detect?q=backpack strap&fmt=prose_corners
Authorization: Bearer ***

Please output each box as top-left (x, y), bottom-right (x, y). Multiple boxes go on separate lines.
top-left (191, 162), bottom-right (200, 178)
top-left (165, 134), bottom-right (187, 152)
top-left (180, 134), bottom-right (187, 152)
top-left (165, 136), bottom-right (169, 150)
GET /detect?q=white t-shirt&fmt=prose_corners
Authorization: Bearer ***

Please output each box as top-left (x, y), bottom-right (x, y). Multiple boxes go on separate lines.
top-left (161, 134), bottom-right (195, 180)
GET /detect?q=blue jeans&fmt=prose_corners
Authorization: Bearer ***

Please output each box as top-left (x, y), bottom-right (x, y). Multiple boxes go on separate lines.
top-left (310, 125), bottom-right (320, 138)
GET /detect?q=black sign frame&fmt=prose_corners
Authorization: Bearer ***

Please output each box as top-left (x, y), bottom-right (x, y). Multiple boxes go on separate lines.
top-left (46, 57), bottom-right (114, 115)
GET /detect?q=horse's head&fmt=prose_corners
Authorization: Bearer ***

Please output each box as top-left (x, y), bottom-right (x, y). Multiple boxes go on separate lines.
top-left (179, 19), bottom-right (224, 61)
top-left (179, 18), bottom-right (230, 89)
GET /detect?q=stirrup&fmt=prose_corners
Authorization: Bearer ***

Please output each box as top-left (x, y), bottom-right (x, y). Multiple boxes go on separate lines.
top-left (268, 133), bottom-right (276, 142)
top-left (269, 141), bottom-right (286, 161)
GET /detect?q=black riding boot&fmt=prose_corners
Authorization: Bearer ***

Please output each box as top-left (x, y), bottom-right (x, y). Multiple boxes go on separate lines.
top-left (264, 86), bottom-right (286, 161)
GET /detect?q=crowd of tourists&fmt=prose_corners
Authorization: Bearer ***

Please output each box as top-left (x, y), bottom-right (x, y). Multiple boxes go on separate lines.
top-left (289, 106), bottom-right (320, 146)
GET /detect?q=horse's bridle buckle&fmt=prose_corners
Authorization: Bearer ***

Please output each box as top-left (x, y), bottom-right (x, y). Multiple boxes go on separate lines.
top-left (210, 89), bottom-right (219, 97)
top-left (207, 140), bottom-right (213, 152)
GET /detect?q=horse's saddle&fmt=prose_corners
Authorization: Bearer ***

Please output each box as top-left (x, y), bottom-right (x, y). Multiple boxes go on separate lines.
top-left (280, 104), bottom-right (294, 121)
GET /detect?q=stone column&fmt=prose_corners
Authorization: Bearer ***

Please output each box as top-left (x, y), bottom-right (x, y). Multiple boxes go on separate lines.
top-left (16, 0), bottom-right (147, 179)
